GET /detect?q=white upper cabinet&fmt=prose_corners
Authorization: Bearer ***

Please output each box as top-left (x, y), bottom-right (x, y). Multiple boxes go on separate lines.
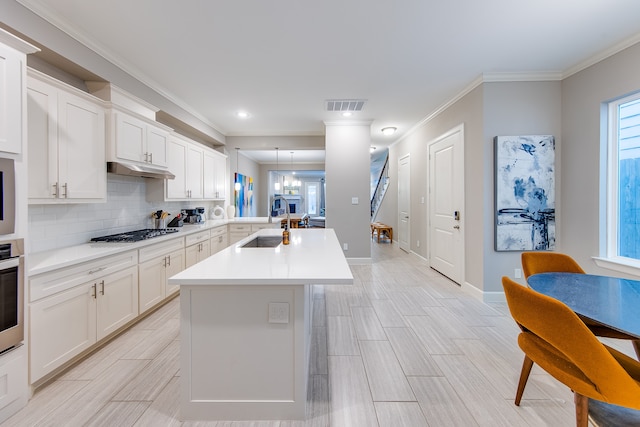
top-left (165, 136), bottom-right (188, 199)
top-left (27, 70), bottom-right (106, 203)
top-left (151, 133), bottom-right (226, 201)
top-left (186, 143), bottom-right (204, 199)
top-left (0, 44), bottom-right (23, 154)
top-left (110, 110), bottom-right (169, 167)
top-left (0, 32), bottom-right (38, 154)
top-left (86, 81), bottom-right (170, 168)
top-left (165, 135), bottom-right (203, 200)
top-left (146, 125), bottom-right (169, 166)
top-left (204, 149), bottom-right (227, 200)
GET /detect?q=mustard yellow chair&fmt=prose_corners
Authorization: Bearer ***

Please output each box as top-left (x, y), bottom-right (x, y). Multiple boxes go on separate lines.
top-left (521, 251), bottom-right (585, 279)
top-left (502, 276), bottom-right (640, 427)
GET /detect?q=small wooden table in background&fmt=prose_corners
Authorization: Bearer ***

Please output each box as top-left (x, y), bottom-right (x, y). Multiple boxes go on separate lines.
top-left (370, 222), bottom-right (392, 243)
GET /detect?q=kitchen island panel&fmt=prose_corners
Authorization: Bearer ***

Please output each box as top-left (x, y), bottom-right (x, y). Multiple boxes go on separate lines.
top-left (181, 284), bottom-right (309, 420)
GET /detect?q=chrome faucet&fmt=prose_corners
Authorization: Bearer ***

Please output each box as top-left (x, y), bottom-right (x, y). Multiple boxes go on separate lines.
top-left (269, 195), bottom-right (290, 231)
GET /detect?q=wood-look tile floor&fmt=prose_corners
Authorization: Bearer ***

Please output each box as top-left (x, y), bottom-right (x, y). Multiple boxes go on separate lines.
top-left (6, 242), bottom-right (629, 426)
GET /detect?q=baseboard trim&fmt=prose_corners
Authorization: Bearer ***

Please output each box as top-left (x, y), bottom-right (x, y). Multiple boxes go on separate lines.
top-left (461, 281), bottom-right (506, 303)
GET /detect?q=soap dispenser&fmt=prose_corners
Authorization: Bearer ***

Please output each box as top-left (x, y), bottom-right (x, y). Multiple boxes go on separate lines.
top-left (282, 225), bottom-right (290, 245)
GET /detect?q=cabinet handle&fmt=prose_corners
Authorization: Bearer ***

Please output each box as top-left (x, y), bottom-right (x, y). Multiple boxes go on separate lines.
top-left (144, 152), bottom-right (149, 163)
top-left (88, 267), bottom-right (105, 275)
top-left (162, 256), bottom-right (167, 267)
top-left (100, 280), bottom-right (105, 295)
top-left (52, 182), bottom-right (58, 197)
top-left (91, 283), bottom-right (97, 299)
top-left (149, 152), bottom-right (153, 164)
top-left (62, 183), bottom-right (68, 198)
top-left (167, 255), bottom-right (171, 267)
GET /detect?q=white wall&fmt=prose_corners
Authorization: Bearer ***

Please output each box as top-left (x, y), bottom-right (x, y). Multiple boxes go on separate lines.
top-left (325, 122), bottom-right (371, 260)
top-left (561, 42), bottom-right (640, 276)
top-left (482, 81), bottom-right (562, 292)
top-left (383, 81), bottom-right (562, 297)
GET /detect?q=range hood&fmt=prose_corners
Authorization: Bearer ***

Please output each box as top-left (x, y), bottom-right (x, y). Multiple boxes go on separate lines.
top-left (107, 161), bottom-right (175, 180)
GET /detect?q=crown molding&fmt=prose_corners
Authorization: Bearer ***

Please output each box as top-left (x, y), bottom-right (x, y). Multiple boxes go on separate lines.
top-left (0, 26), bottom-right (39, 53)
top-left (482, 71), bottom-right (563, 82)
top-left (226, 129), bottom-right (325, 137)
top-left (563, 32), bottom-right (640, 79)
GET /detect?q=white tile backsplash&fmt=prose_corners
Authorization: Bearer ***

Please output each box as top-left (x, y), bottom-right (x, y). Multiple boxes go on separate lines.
top-left (28, 175), bottom-right (222, 253)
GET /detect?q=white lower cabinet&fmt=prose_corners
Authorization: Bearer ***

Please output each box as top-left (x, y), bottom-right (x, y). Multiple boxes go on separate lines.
top-left (29, 262), bottom-right (138, 383)
top-left (0, 346), bottom-right (28, 424)
top-left (96, 266), bottom-right (139, 339)
top-left (185, 230), bottom-right (210, 268)
top-left (228, 224), bottom-right (252, 245)
top-left (210, 226), bottom-right (228, 255)
top-left (228, 223), bottom-right (279, 245)
top-left (138, 238), bottom-right (185, 313)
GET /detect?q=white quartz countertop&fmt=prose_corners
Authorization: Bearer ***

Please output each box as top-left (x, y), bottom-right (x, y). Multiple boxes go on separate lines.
top-left (169, 228), bottom-right (353, 286)
top-left (28, 217), bottom-right (272, 276)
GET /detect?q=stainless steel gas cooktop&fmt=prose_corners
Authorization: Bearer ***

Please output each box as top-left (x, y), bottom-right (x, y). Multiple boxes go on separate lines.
top-left (90, 228), bottom-right (179, 243)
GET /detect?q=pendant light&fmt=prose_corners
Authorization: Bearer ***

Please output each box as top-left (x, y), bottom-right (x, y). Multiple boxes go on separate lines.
top-left (274, 147), bottom-right (281, 191)
top-left (234, 148), bottom-right (241, 191)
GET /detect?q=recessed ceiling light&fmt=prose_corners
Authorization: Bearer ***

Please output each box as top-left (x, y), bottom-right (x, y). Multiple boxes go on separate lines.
top-left (370, 146), bottom-right (376, 153)
top-left (237, 111), bottom-right (249, 119)
top-left (381, 127), bottom-right (397, 136)
top-left (341, 111), bottom-right (353, 117)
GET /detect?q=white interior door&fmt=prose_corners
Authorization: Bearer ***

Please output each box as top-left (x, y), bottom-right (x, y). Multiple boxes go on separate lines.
top-left (429, 125), bottom-right (464, 284)
top-left (398, 154), bottom-right (410, 252)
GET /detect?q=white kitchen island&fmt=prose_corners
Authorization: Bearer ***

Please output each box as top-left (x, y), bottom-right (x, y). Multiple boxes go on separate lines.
top-left (168, 228), bottom-right (353, 421)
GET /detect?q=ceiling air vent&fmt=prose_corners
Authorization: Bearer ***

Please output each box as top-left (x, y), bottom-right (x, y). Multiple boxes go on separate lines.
top-left (326, 99), bottom-right (366, 112)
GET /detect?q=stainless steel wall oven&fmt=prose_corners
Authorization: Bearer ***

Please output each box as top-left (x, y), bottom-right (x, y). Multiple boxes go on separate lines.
top-left (0, 240), bottom-right (24, 354)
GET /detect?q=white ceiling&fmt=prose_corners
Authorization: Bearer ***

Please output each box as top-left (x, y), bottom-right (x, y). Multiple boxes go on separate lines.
top-left (15, 0), bottom-right (640, 148)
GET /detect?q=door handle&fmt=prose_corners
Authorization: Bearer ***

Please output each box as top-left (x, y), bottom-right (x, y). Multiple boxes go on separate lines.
top-left (453, 225), bottom-right (460, 230)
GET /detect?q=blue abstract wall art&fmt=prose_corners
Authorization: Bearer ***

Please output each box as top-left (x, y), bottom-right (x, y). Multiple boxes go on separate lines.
top-left (234, 173), bottom-right (254, 217)
top-left (495, 135), bottom-right (555, 251)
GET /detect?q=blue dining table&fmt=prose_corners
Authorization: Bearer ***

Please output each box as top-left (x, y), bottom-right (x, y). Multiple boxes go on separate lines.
top-left (527, 272), bottom-right (640, 340)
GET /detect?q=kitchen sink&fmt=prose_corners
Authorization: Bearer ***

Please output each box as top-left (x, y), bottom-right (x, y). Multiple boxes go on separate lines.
top-left (240, 236), bottom-right (283, 248)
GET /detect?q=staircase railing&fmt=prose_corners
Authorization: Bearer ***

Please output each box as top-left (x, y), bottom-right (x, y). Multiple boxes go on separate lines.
top-left (371, 153), bottom-right (389, 219)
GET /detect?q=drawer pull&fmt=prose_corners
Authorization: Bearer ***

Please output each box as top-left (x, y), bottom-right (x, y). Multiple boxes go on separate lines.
top-left (88, 267), bottom-right (105, 275)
